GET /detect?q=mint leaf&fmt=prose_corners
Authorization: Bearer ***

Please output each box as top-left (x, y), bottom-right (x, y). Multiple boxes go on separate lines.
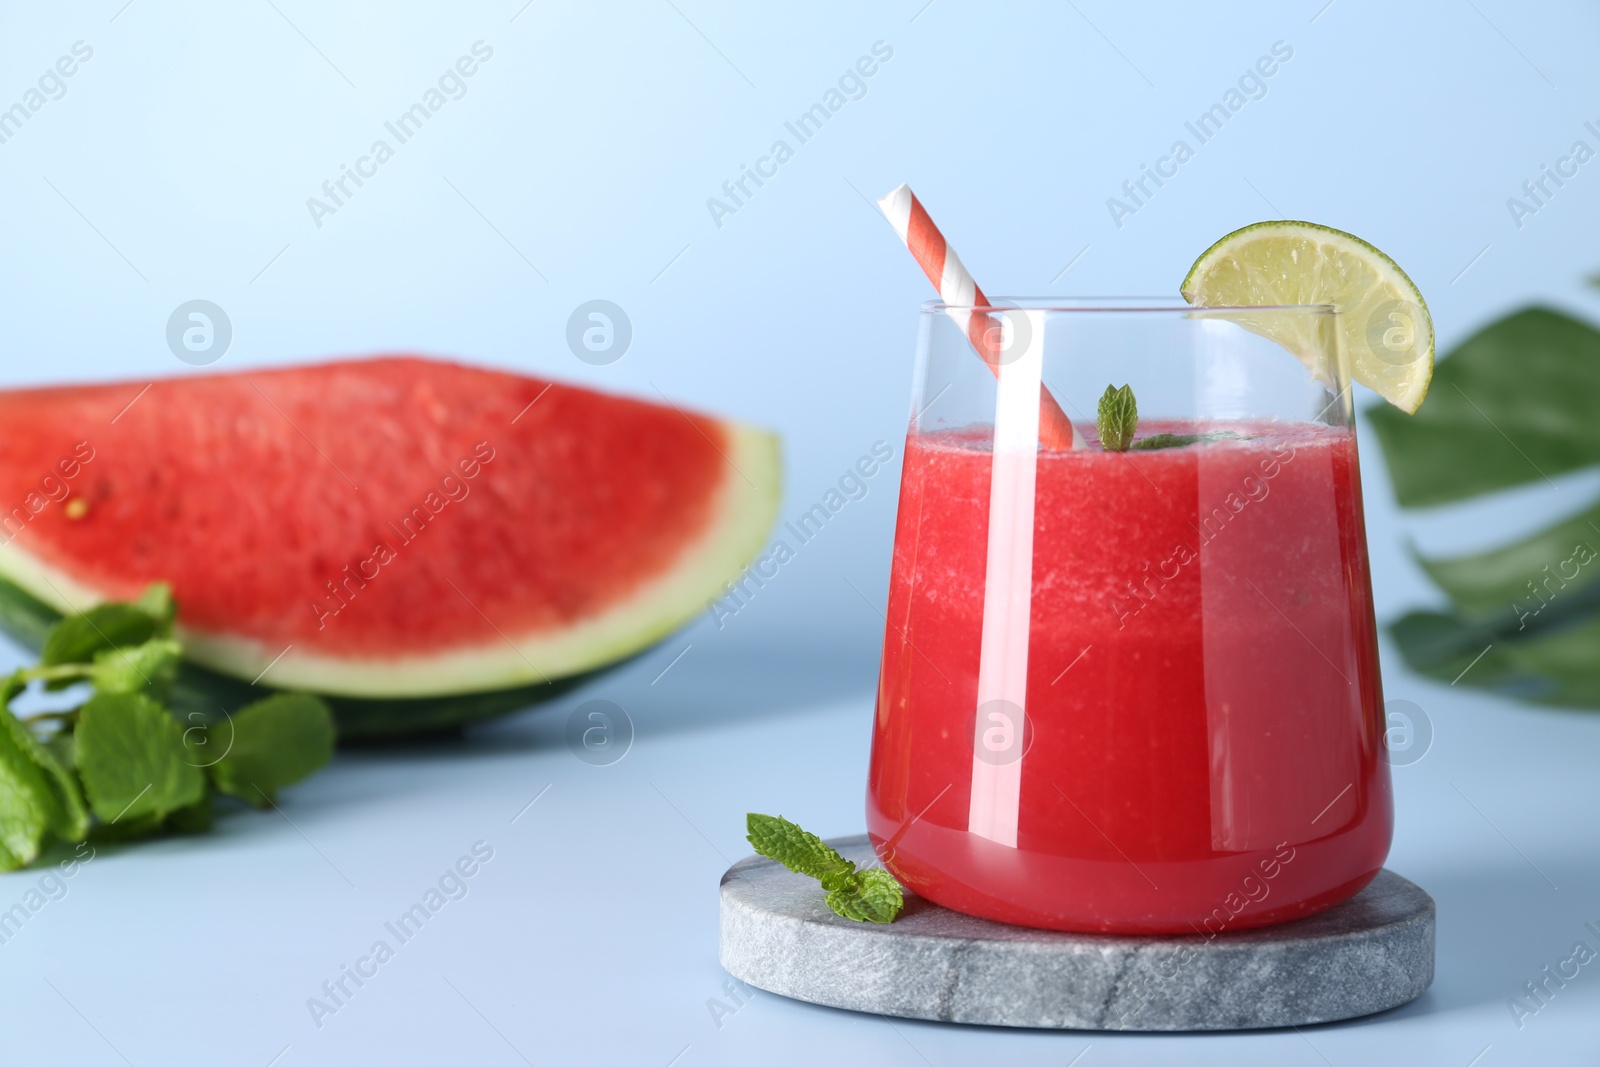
top-left (2, 715), bottom-right (89, 843)
top-left (90, 638), bottom-right (181, 700)
top-left (40, 583), bottom-right (175, 672)
top-left (827, 867), bottom-right (904, 924)
top-left (35, 746), bottom-right (89, 842)
top-left (747, 813), bottom-right (856, 883)
top-left (43, 607), bottom-right (159, 672)
top-left (45, 730), bottom-right (75, 774)
top-left (0, 670), bottom-right (23, 706)
top-left (1096, 384), bottom-right (1138, 451)
top-left (0, 707), bottom-right (64, 870)
top-left (205, 693), bottom-right (335, 807)
top-left (746, 813), bottom-right (904, 923)
top-left (1131, 432), bottom-right (1203, 451)
top-left (133, 583), bottom-right (176, 629)
top-left (0, 668), bottom-right (88, 841)
top-left (75, 692), bottom-right (204, 824)
top-left (35, 747), bottom-right (89, 842)
top-left (1130, 431), bottom-right (1251, 452)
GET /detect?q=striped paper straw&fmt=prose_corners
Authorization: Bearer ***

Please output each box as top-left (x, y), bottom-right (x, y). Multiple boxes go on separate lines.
top-left (877, 184), bottom-right (1084, 450)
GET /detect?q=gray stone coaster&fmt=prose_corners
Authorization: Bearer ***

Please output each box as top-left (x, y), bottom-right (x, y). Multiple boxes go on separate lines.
top-left (719, 834), bottom-right (1434, 1031)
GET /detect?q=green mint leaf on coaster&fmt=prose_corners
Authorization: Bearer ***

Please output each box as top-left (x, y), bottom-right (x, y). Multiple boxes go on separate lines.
top-left (747, 812), bottom-right (856, 882)
top-left (203, 693), bottom-right (335, 807)
top-left (75, 692), bottom-right (205, 825)
top-left (1097, 384), bottom-right (1138, 451)
top-left (746, 813), bottom-right (904, 923)
top-left (828, 868), bottom-right (903, 924)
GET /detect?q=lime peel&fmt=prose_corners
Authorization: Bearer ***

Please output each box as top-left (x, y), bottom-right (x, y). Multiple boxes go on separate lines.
top-left (1181, 220), bottom-right (1434, 413)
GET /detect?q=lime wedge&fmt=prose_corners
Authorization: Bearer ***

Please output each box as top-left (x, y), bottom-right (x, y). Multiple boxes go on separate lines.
top-left (1181, 221), bottom-right (1433, 413)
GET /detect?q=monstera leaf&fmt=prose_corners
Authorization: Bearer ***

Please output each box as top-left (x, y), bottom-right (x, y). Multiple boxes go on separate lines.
top-left (1369, 306), bottom-right (1600, 708)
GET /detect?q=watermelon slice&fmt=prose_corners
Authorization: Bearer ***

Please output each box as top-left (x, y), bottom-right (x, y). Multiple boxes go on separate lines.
top-left (0, 357), bottom-right (780, 737)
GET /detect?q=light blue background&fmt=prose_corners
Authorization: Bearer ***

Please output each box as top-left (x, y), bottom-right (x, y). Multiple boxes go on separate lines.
top-left (1, 1), bottom-right (1598, 1063)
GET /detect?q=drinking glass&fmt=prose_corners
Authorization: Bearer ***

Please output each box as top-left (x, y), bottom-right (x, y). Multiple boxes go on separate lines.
top-left (866, 299), bottom-right (1390, 934)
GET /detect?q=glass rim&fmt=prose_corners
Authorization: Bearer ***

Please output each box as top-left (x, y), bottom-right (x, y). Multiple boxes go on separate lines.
top-left (920, 297), bottom-right (1338, 315)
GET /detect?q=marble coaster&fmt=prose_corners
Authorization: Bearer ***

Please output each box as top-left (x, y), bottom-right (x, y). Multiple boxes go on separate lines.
top-left (719, 835), bottom-right (1434, 1031)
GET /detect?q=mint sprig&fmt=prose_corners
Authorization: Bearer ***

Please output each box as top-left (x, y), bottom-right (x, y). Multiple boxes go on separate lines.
top-left (1096, 384), bottom-right (1138, 451)
top-left (746, 813), bottom-right (903, 923)
top-left (1098, 385), bottom-right (1252, 452)
top-left (0, 583), bottom-right (335, 869)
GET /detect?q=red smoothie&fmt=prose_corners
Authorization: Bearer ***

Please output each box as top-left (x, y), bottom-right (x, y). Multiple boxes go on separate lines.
top-left (866, 421), bottom-right (1391, 933)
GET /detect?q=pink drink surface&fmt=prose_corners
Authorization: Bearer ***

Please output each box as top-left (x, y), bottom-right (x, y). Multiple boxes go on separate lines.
top-left (867, 422), bottom-right (1391, 933)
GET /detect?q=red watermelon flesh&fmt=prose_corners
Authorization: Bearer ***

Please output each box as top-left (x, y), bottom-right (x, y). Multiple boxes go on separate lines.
top-left (0, 357), bottom-right (780, 697)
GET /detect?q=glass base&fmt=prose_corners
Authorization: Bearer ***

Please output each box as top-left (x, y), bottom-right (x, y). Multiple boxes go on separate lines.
top-left (868, 808), bottom-right (1391, 935)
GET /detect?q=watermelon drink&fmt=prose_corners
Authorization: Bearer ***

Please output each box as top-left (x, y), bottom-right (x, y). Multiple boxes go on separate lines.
top-left (866, 303), bottom-right (1391, 934)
